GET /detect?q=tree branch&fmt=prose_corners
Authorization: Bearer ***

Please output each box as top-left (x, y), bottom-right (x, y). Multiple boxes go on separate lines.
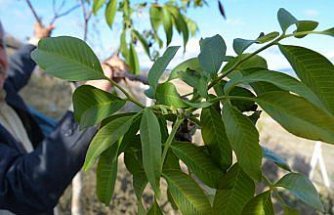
top-left (25, 0), bottom-right (43, 25)
top-left (50, 3), bottom-right (81, 25)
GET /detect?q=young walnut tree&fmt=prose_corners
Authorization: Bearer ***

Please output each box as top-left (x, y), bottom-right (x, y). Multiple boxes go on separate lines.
top-left (31, 8), bottom-right (334, 215)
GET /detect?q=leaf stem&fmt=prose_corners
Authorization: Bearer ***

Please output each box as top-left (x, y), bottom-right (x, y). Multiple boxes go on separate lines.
top-left (161, 117), bottom-right (184, 171)
top-left (106, 77), bottom-right (146, 108)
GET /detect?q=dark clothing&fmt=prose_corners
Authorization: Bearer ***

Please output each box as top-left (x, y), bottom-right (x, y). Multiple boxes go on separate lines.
top-left (0, 45), bottom-right (96, 214)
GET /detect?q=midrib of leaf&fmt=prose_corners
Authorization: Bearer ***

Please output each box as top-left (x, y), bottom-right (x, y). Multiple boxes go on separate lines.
top-left (282, 46), bottom-right (334, 113)
top-left (38, 49), bottom-right (104, 77)
top-left (257, 96), bottom-right (334, 131)
top-left (172, 144), bottom-right (222, 186)
top-left (165, 174), bottom-right (207, 210)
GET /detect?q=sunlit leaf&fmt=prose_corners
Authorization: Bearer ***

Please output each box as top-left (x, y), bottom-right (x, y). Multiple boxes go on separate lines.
top-left (83, 114), bottom-right (135, 170)
top-left (279, 45), bottom-right (334, 114)
top-left (105, 0), bottom-right (118, 28)
top-left (155, 82), bottom-right (186, 108)
top-left (31, 36), bottom-right (105, 81)
top-left (128, 43), bottom-right (140, 74)
top-left (73, 85), bottom-right (125, 128)
top-left (140, 108), bottom-right (162, 196)
top-left (256, 92), bottom-right (334, 144)
top-left (93, 0), bottom-right (106, 14)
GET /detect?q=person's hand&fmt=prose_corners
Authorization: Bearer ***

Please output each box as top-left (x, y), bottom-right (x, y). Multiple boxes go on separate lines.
top-left (33, 23), bottom-right (54, 40)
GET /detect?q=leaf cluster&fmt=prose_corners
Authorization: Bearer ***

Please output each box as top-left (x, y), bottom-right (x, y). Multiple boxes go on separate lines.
top-left (31, 8), bottom-right (334, 214)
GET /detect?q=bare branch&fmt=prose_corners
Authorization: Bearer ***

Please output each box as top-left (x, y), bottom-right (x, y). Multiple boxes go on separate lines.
top-left (25, 0), bottom-right (43, 25)
top-left (124, 73), bottom-right (149, 85)
top-left (49, 4), bottom-right (81, 25)
top-left (79, 0), bottom-right (92, 41)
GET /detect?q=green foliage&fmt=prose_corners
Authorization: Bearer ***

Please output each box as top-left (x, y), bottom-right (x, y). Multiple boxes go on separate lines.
top-left (140, 108), bottom-right (162, 197)
top-left (32, 7), bottom-right (334, 215)
top-left (73, 85), bottom-right (126, 128)
top-left (274, 173), bottom-right (323, 211)
top-left (213, 164), bottom-right (255, 215)
top-left (31, 36), bottom-right (105, 81)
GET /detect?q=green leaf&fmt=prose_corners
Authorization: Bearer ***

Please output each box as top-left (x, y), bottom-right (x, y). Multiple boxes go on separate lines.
top-left (124, 148), bottom-right (148, 212)
top-left (140, 108), bottom-right (162, 196)
top-left (295, 20), bottom-right (318, 38)
top-left (171, 142), bottom-right (224, 188)
top-left (213, 164), bottom-right (255, 215)
top-left (155, 82), bottom-right (186, 108)
top-left (105, 0), bottom-right (118, 28)
top-left (321, 27), bottom-right (334, 37)
top-left (224, 70), bottom-right (326, 111)
top-left (96, 140), bottom-right (119, 205)
top-left (185, 17), bottom-right (198, 37)
top-left (201, 106), bottom-right (232, 170)
top-left (166, 5), bottom-right (189, 48)
top-left (120, 30), bottom-right (129, 60)
top-left (128, 43), bottom-right (140, 74)
top-left (163, 151), bottom-right (180, 171)
top-left (179, 69), bottom-right (208, 98)
top-left (31, 36), bottom-right (105, 81)
top-left (147, 201), bottom-right (163, 215)
top-left (241, 191), bottom-right (274, 215)
top-left (93, 0), bottom-right (106, 14)
top-left (198, 34), bottom-right (226, 77)
top-left (222, 103), bottom-right (262, 181)
top-left (132, 30), bottom-right (151, 59)
top-left (162, 7), bottom-right (173, 46)
top-left (229, 86), bottom-right (257, 112)
top-left (277, 8), bottom-right (298, 33)
top-left (73, 85), bottom-right (125, 128)
top-left (222, 54), bottom-right (268, 74)
top-left (275, 173), bottom-right (323, 211)
top-left (150, 6), bottom-right (163, 34)
top-left (256, 91), bottom-right (334, 144)
top-left (233, 38), bottom-right (256, 55)
top-left (279, 45), bottom-right (334, 114)
top-left (148, 46), bottom-right (180, 89)
top-left (257, 31), bottom-right (280, 43)
top-left (262, 147), bottom-right (291, 171)
top-left (169, 58), bottom-right (202, 80)
top-left (163, 170), bottom-right (213, 215)
top-left (83, 114), bottom-right (135, 170)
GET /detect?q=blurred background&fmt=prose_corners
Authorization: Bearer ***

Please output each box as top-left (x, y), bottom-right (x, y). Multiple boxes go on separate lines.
top-left (1, 0), bottom-right (334, 214)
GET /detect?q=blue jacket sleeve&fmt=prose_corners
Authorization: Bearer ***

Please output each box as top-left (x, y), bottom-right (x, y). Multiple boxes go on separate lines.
top-left (0, 112), bottom-right (96, 214)
top-left (6, 44), bottom-right (37, 92)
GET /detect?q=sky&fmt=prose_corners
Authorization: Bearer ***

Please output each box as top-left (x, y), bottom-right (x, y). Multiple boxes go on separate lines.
top-left (0, 0), bottom-right (334, 71)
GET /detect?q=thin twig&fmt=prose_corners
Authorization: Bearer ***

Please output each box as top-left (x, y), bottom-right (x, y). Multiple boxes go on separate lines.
top-left (50, 4), bottom-right (81, 25)
top-left (25, 0), bottom-right (43, 25)
top-left (79, 0), bottom-right (92, 41)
